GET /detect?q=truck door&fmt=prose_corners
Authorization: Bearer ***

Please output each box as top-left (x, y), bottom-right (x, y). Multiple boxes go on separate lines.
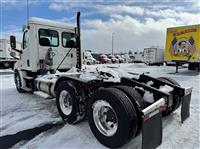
top-left (19, 29), bottom-right (31, 70)
top-left (38, 28), bottom-right (59, 70)
top-left (37, 27), bottom-right (77, 71)
top-left (60, 31), bottom-right (77, 69)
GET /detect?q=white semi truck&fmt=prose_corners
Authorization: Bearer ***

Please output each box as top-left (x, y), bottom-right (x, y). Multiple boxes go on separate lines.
top-left (143, 47), bottom-right (164, 65)
top-left (0, 39), bottom-right (21, 69)
top-left (132, 51), bottom-right (144, 63)
top-left (83, 50), bottom-right (97, 65)
top-left (10, 12), bottom-right (192, 149)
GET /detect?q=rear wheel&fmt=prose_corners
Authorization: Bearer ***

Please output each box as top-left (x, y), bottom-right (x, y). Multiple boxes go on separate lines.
top-left (156, 77), bottom-right (181, 116)
top-left (114, 85), bottom-right (144, 136)
top-left (87, 88), bottom-right (138, 148)
top-left (56, 81), bottom-right (86, 124)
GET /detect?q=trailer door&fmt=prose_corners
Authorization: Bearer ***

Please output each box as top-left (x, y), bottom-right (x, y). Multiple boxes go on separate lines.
top-left (144, 48), bottom-right (156, 64)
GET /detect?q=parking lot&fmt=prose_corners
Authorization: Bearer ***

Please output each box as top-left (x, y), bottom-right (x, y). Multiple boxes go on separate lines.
top-left (0, 64), bottom-right (199, 148)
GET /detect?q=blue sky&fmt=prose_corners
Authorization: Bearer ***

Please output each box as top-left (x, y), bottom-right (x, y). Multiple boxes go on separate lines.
top-left (0, 0), bottom-right (199, 52)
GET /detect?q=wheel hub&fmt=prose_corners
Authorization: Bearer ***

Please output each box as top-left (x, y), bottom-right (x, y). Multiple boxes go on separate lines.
top-left (59, 90), bottom-right (72, 115)
top-left (93, 100), bottom-right (118, 137)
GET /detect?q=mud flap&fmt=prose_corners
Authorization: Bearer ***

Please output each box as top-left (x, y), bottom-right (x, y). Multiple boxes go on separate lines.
top-left (142, 112), bottom-right (162, 149)
top-left (181, 87), bottom-right (192, 123)
top-left (141, 98), bottom-right (165, 149)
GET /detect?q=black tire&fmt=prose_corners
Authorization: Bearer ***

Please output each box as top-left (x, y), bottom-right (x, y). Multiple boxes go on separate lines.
top-left (188, 63), bottom-right (195, 70)
top-left (157, 77), bottom-right (181, 116)
top-left (56, 81), bottom-right (86, 124)
top-left (113, 85), bottom-right (144, 136)
top-left (87, 88), bottom-right (138, 148)
top-left (189, 63), bottom-right (200, 72)
top-left (14, 71), bottom-right (26, 93)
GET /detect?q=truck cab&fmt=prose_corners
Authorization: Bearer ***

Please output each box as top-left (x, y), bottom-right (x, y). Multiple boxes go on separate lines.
top-left (10, 17), bottom-right (80, 92)
top-left (14, 18), bottom-right (78, 73)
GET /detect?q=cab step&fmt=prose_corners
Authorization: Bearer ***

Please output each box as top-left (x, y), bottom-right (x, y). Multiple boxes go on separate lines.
top-left (34, 91), bottom-right (53, 99)
top-left (23, 76), bottom-right (34, 80)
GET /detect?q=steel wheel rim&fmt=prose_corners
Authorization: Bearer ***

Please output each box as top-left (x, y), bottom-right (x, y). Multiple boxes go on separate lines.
top-left (93, 100), bottom-right (118, 137)
top-left (59, 90), bottom-right (73, 115)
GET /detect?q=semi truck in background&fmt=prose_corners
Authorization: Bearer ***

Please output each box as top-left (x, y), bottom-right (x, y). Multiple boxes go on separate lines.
top-left (9, 12), bottom-right (192, 149)
top-left (132, 51), bottom-right (144, 63)
top-left (83, 50), bottom-right (97, 65)
top-left (165, 24), bottom-right (200, 72)
top-left (0, 39), bottom-right (21, 69)
top-left (143, 47), bottom-right (164, 65)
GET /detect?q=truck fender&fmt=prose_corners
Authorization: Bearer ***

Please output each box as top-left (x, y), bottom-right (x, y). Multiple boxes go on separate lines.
top-left (54, 76), bottom-right (83, 93)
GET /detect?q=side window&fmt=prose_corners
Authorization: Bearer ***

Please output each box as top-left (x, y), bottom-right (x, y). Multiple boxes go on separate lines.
top-left (23, 31), bottom-right (29, 49)
top-left (39, 29), bottom-right (59, 47)
top-left (62, 32), bottom-right (77, 48)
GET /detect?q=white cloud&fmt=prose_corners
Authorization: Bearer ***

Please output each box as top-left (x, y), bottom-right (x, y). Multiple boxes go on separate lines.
top-left (49, 2), bottom-right (69, 11)
top-left (96, 5), bottom-right (145, 16)
top-left (49, 0), bottom-right (94, 11)
top-left (0, 0), bottom-right (40, 7)
top-left (1, 0), bottom-right (17, 4)
top-left (2, 1), bottom-right (199, 54)
top-left (146, 9), bottom-right (200, 24)
top-left (1, 27), bottom-right (22, 42)
top-left (81, 10), bottom-right (200, 53)
top-left (1, 30), bottom-right (22, 42)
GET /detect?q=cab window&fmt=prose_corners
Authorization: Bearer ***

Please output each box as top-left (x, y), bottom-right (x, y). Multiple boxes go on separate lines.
top-left (62, 32), bottom-right (77, 48)
top-left (23, 31), bottom-right (29, 49)
top-left (39, 29), bottom-right (59, 47)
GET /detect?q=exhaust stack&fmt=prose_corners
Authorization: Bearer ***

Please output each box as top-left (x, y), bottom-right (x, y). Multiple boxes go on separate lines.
top-left (76, 11), bottom-right (82, 69)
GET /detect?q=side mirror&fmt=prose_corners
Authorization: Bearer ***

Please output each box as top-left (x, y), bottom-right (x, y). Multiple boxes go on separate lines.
top-left (10, 35), bottom-right (16, 49)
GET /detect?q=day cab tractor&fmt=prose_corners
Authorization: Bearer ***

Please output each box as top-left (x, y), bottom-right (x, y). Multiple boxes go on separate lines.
top-left (10, 12), bottom-right (192, 149)
top-left (108, 54), bottom-right (119, 63)
top-left (115, 54), bottom-right (124, 63)
top-left (99, 54), bottom-right (111, 64)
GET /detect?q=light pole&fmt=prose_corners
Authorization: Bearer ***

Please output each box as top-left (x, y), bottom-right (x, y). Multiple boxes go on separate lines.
top-left (112, 32), bottom-right (114, 55)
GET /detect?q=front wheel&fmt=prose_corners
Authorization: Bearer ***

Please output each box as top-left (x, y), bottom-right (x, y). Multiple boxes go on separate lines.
top-left (87, 88), bottom-right (138, 148)
top-left (14, 71), bottom-right (26, 93)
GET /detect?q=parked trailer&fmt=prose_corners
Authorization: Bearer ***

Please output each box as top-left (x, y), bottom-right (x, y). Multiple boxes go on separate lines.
top-left (0, 39), bottom-right (21, 69)
top-left (143, 47), bottom-right (164, 65)
top-left (165, 24), bottom-right (200, 72)
top-left (10, 12), bottom-right (192, 149)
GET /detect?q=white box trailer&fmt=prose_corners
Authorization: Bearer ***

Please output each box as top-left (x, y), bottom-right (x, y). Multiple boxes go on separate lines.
top-left (143, 47), bottom-right (164, 65)
top-left (0, 39), bottom-right (21, 69)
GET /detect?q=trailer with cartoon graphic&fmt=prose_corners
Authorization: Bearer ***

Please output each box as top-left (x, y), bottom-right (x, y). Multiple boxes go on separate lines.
top-left (165, 24), bottom-right (200, 72)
